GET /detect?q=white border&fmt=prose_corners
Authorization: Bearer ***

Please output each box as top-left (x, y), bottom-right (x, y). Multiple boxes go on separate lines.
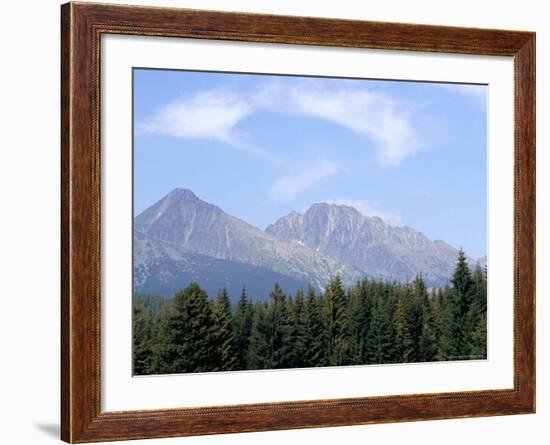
top-left (101, 34), bottom-right (514, 412)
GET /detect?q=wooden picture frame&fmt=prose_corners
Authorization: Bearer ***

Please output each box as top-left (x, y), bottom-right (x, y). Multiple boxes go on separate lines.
top-left (61, 2), bottom-right (535, 442)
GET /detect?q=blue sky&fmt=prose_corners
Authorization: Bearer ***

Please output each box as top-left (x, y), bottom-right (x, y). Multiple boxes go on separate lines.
top-left (133, 69), bottom-right (487, 259)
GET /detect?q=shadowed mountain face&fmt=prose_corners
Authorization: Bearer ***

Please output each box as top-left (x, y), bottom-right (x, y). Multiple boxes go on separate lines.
top-left (134, 189), bottom-right (365, 300)
top-left (266, 203), bottom-right (463, 287)
top-left (133, 231), bottom-right (311, 301)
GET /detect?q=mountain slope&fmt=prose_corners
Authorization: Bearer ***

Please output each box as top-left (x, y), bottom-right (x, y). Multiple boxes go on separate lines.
top-left (134, 189), bottom-right (365, 296)
top-left (134, 231), bottom-right (310, 301)
top-left (266, 203), bottom-right (462, 286)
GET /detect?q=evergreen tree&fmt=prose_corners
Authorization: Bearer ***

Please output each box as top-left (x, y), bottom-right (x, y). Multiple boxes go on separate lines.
top-left (247, 302), bottom-right (271, 369)
top-left (418, 289), bottom-right (438, 362)
top-left (232, 286), bottom-right (253, 370)
top-left (393, 291), bottom-right (414, 363)
top-left (433, 286), bottom-right (449, 355)
top-left (211, 289), bottom-right (238, 371)
top-left (267, 283), bottom-right (292, 368)
top-left (152, 283), bottom-right (214, 373)
top-left (133, 304), bottom-right (154, 375)
top-left (323, 275), bottom-right (349, 366)
top-left (410, 276), bottom-right (428, 360)
top-left (287, 289), bottom-right (307, 368)
top-left (438, 250), bottom-right (475, 360)
top-left (468, 313), bottom-right (487, 358)
top-left (465, 265), bottom-right (487, 358)
top-left (365, 294), bottom-right (394, 364)
top-left (135, 255), bottom-right (486, 374)
top-left (303, 287), bottom-right (325, 366)
top-left (133, 294), bottom-right (170, 316)
top-left (346, 281), bottom-right (370, 364)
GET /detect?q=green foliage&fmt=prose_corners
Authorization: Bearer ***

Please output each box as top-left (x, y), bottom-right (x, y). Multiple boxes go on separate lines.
top-left (287, 289), bottom-right (307, 368)
top-left (150, 282), bottom-right (214, 374)
top-left (232, 287), bottom-right (253, 369)
top-left (468, 313), bottom-right (487, 358)
top-left (346, 280), bottom-right (370, 365)
top-left (365, 291), bottom-right (395, 364)
top-left (465, 265), bottom-right (487, 358)
top-left (211, 289), bottom-right (238, 371)
top-left (134, 251), bottom-right (487, 374)
top-left (410, 276), bottom-right (428, 360)
top-left (418, 295), bottom-right (438, 362)
top-left (133, 294), bottom-right (170, 316)
top-left (133, 304), bottom-right (154, 375)
top-left (267, 283), bottom-right (293, 369)
top-left (322, 275), bottom-right (349, 366)
top-left (393, 291), bottom-right (414, 363)
top-left (247, 302), bottom-right (271, 369)
top-left (438, 250), bottom-right (477, 360)
top-left (303, 287), bottom-right (326, 366)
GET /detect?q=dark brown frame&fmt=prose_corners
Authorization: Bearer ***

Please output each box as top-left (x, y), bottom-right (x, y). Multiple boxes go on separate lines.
top-left (61, 2), bottom-right (536, 442)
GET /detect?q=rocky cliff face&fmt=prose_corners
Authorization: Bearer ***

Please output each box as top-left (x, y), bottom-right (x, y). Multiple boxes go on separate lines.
top-left (266, 203), bottom-right (462, 286)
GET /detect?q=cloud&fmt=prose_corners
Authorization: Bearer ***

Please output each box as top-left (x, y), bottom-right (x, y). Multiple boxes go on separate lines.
top-left (269, 160), bottom-right (341, 202)
top-left (140, 80), bottom-right (421, 166)
top-left (324, 198), bottom-right (402, 226)
top-left (140, 79), bottom-right (425, 203)
top-left (141, 89), bottom-right (252, 142)
top-left (140, 89), bottom-right (287, 164)
top-left (283, 85), bottom-right (420, 165)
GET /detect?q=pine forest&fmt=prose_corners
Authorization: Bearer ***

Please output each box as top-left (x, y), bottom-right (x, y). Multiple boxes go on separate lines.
top-left (133, 250), bottom-right (487, 375)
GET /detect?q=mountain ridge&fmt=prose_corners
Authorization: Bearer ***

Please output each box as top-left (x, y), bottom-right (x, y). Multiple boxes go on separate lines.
top-left (134, 189), bottom-right (366, 297)
top-left (134, 188), bottom-right (483, 298)
top-left (266, 201), bottom-right (471, 287)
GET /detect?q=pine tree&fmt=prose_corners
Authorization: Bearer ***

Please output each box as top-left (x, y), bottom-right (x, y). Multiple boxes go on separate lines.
top-left (468, 313), bottom-right (487, 359)
top-left (346, 281), bottom-right (370, 365)
top-left (137, 260), bottom-right (486, 374)
top-left (247, 302), bottom-right (271, 369)
top-left (438, 250), bottom-right (474, 360)
top-left (133, 294), bottom-right (170, 316)
top-left (393, 291), bottom-right (414, 363)
top-left (410, 276), bottom-right (428, 360)
top-left (232, 286), bottom-right (253, 370)
top-left (429, 287), bottom-right (443, 346)
top-left (267, 283), bottom-right (292, 369)
top-left (465, 265), bottom-right (487, 358)
top-left (365, 292), bottom-right (394, 364)
top-left (287, 289), bottom-right (307, 368)
top-left (153, 283), bottom-right (214, 373)
top-left (211, 289), bottom-right (238, 371)
top-left (418, 289), bottom-right (438, 362)
top-left (133, 304), bottom-right (154, 375)
top-left (303, 287), bottom-right (325, 366)
top-left (323, 275), bottom-right (349, 366)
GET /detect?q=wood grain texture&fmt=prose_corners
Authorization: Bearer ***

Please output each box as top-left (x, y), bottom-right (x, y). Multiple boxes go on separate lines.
top-left (60, 2), bottom-right (536, 442)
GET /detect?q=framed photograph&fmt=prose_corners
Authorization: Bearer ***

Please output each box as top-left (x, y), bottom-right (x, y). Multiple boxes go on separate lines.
top-left (61, 2), bottom-right (535, 442)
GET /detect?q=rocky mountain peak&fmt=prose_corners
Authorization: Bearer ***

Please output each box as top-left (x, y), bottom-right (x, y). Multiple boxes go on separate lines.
top-left (266, 202), bottom-right (461, 286)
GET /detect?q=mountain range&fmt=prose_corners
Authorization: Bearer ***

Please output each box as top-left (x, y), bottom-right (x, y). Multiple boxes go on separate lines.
top-left (134, 188), bottom-right (481, 302)
top-left (266, 203), bottom-right (461, 287)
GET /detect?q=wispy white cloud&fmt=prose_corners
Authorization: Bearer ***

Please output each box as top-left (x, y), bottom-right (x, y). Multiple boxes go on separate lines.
top-left (141, 89), bottom-right (252, 142)
top-left (140, 80), bottom-right (422, 166)
top-left (140, 80), bottom-right (424, 203)
top-left (283, 85), bottom-right (419, 165)
top-left (324, 198), bottom-right (402, 226)
top-left (140, 89), bottom-right (287, 164)
top-left (269, 160), bottom-right (342, 202)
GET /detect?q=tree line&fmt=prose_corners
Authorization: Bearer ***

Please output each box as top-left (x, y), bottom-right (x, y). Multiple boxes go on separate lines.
top-left (133, 250), bottom-right (487, 375)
